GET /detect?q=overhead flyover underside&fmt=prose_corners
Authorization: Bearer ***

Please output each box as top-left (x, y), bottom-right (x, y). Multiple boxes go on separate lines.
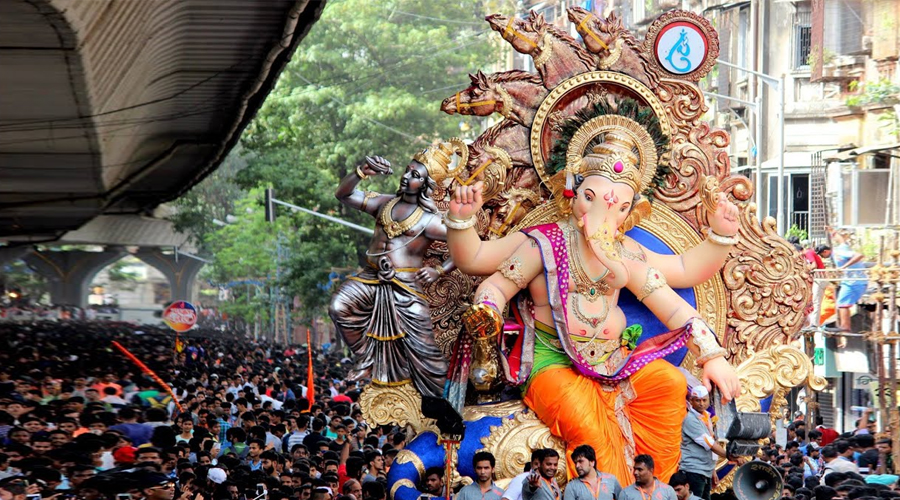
top-left (0, 0), bottom-right (325, 242)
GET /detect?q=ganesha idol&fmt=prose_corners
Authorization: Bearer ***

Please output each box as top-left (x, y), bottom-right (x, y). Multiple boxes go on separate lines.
top-left (442, 101), bottom-right (740, 483)
top-left (351, 9), bottom-right (820, 500)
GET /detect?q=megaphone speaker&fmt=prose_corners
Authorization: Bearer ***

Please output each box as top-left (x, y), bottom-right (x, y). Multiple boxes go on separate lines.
top-left (733, 461), bottom-right (784, 500)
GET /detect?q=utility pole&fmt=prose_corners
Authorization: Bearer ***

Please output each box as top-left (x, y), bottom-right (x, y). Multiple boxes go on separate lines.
top-left (716, 59), bottom-right (786, 232)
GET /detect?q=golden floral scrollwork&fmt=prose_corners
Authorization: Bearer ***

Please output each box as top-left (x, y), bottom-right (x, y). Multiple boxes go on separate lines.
top-left (712, 468), bottom-right (735, 494)
top-left (724, 204), bottom-right (813, 360)
top-left (733, 344), bottom-right (827, 414)
top-left (359, 383), bottom-right (441, 436)
top-left (481, 410), bottom-right (568, 485)
top-left (390, 479), bottom-right (418, 499)
top-left (462, 400), bottom-right (530, 420)
top-left (395, 450), bottom-right (426, 478)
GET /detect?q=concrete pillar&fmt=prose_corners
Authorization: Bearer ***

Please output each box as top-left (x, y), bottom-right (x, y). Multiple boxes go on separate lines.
top-left (134, 249), bottom-right (205, 303)
top-left (23, 247), bottom-right (127, 307)
top-left (0, 246), bottom-right (31, 268)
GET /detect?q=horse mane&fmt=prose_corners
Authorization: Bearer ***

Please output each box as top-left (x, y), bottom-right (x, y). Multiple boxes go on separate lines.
top-left (602, 12), bottom-right (642, 52)
top-left (599, 12), bottom-right (658, 86)
top-left (523, 11), bottom-right (595, 69)
top-left (471, 120), bottom-right (519, 151)
top-left (488, 70), bottom-right (544, 86)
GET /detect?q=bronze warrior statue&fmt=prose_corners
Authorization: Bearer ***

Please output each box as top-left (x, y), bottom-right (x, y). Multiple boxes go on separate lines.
top-left (328, 145), bottom-right (463, 399)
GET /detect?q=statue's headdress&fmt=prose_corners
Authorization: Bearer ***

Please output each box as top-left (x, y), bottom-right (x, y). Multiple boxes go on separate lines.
top-left (412, 138), bottom-right (468, 184)
top-left (545, 98), bottom-right (670, 199)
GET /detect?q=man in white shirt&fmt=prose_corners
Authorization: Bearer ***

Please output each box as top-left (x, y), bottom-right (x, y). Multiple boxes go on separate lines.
top-left (502, 449), bottom-right (546, 500)
top-left (822, 445), bottom-right (859, 476)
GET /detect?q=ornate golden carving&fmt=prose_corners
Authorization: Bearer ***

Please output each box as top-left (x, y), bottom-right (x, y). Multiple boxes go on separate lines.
top-left (733, 344), bottom-right (827, 413)
top-left (481, 410), bottom-right (568, 485)
top-left (395, 450), bottom-right (426, 478)
top-left (359, 383), bottom-right (441, 436)
top-left (724, 205), bottom-right (813, 360)
top-left (390, 479), bottom-right (418, 499)
top-left (462, 399), bottom-right (530, 420)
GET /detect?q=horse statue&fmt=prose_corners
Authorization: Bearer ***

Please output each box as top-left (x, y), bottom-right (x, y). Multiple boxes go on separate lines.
top-left (567, 7), bottom-right (662, 90)
top-left (485, 11), bottom-right (596, 89)
top-left (440, 70), bottom-right (549, 128)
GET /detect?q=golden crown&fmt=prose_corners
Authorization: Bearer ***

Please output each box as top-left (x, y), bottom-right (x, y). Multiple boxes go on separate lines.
top-left (576, 150), bottom-right (641, 193)
top-left (412, 137), bottom-right (468, 184)
top-left (563, 115), bottom-right (658, 196)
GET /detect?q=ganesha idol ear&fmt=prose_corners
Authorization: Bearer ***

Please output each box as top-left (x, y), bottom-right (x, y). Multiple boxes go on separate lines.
top-left (619, 195), bottom-right (651, 234)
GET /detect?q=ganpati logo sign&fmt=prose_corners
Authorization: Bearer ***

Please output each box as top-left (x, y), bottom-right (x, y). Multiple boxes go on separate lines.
top-left (163, 301), bottom-right (197, 332)
top-left (645, 11), bottom-right (718, 82)
top-left (655, 23), bottom-right (706, 75)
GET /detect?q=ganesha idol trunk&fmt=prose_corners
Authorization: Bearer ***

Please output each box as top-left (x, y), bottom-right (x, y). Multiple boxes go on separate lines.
top-left (351, 6), bottom-right (823, 500)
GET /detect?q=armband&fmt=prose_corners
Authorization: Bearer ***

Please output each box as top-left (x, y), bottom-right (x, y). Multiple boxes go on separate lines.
top-left (499, 256), bottom-right (529, 289)
top-left (635, 266), bottom-right (667, 301)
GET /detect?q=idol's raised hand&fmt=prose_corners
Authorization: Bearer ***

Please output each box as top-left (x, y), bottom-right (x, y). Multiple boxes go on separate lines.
top-left (449, 181), bottom-right (484, 221)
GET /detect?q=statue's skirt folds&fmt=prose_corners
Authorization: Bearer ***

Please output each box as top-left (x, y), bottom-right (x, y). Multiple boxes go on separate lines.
top-left (522, 322), bottom-right (687, 486)
top-left (329, 267), bottom-right (448, 398)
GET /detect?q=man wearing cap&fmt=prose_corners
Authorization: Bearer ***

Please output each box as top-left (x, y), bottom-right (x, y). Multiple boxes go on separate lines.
top-left (679, 386), bottom-right (729, 500)
top-left (138, 472), bottom-right (175, 500)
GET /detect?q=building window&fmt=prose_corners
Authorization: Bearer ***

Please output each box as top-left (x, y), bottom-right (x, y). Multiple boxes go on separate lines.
top-left (838, 169), bottom-right (890, 226)
top-left (793, 3), bottom-right (812, 69)
top-left (823, 0), bottom-right (865, 56)
top-left (633, 0), bottom-right (645, 25)
top-left (736, 7), bottom-right (749, 80)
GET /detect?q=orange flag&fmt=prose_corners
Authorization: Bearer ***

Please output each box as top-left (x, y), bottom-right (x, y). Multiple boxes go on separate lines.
top-left (306, 328), bottom-right (315, 405)
top-left (112, 341), bottom-right (184, 413)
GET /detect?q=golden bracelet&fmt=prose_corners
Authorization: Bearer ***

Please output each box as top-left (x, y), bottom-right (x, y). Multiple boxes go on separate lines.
top-left (356, 165), bottom-right (369, 180)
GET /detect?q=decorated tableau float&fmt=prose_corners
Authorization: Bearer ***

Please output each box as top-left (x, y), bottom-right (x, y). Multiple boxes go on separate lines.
top-left (327, 8), bottom-right (822, 500)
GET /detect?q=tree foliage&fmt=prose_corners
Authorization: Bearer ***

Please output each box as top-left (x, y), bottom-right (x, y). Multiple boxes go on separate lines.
top-left (233, 0), bottom-right (501, 320)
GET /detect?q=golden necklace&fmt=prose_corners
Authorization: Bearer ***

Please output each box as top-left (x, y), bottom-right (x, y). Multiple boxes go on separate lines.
top-left (379, 197), bottom-right (424, 239)
top-left (566, 225), bottom-right (611, 301)
top-left (571, 293), bottom-right (609, 329)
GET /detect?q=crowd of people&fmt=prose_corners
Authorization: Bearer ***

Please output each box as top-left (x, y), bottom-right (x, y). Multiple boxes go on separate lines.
top-left (0, 321), bottom-right (402, 500)
top-left (0, 320), bottom-right (897, 500)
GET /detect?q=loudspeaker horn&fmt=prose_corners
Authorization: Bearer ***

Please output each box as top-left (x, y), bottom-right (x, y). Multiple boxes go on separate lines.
top-left (733, 461), bottom-right (784, 500)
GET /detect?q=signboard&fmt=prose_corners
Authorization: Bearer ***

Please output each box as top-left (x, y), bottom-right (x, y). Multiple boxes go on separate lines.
top-left (645, 11), bottom-right (719, 82)
top-left (814, 348), bottom-right (825, 366)
top-left (163, 301), bottom-right (197, 333)
top-left (654, 23), bottom-right (707, 75)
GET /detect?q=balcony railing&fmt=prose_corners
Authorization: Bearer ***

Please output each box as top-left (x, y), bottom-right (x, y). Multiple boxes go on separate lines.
top-left (792, 211), bottom-right (810, 234)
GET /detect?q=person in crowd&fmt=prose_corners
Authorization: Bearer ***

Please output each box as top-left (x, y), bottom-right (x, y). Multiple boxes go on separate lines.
top-left (522, 449), bottom-right (560, 500)
top-left (458, 451), bottom-right (504, 500)
top-left (420, 467), bottom-right (445, 498)
top-left (564, 445), bottom-right (621, 500)
top-left (503, 449), bottom-right (545, 500)
top-left (823, 445), bottom-right (860, 476)
top-left (680, 386), bottom-right (730, 500)
top-left (668, 472), bottom-right (700, 500)
top-left (620, 455), bottom-right (678, 500)
top-left (805, 245), bottom-right (832, 327)
top-left (875, 438), bottom-right (895, 475)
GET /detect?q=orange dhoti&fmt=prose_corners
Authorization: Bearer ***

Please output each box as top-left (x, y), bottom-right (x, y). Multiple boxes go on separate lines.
top-left (524, 359), bottom-right (687, 486)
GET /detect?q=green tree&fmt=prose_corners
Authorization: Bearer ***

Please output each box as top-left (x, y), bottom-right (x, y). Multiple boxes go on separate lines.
top-left (202, 188), bottom-right (301, 325)
top-left (171, 148), bottom-right (247, 250)
top-left (236, 0), bottom-right (500, 320)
